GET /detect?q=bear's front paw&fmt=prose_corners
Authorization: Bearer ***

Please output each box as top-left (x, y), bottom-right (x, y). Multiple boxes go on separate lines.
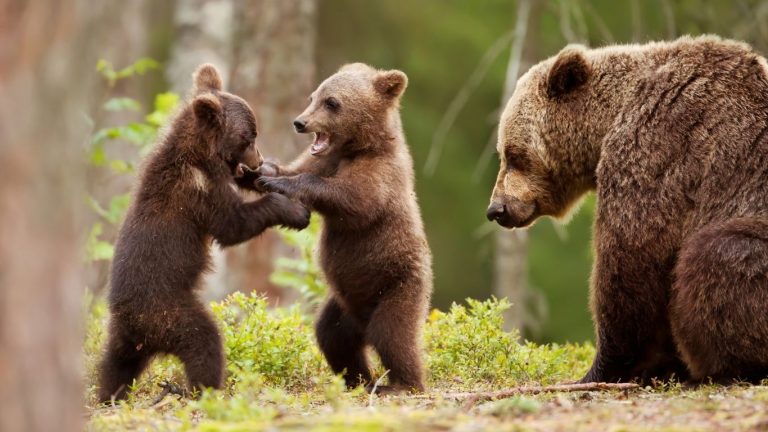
top-left (256, 161), bottom-right (280, 177)
top-left (256, 176), bottom-right (294, 196)
top-left (284, 203), bottom-right (311, 230)
top-left (264, 193), bottom-right (310, 230)
top-left (234, 164), bottom-right (261, 191)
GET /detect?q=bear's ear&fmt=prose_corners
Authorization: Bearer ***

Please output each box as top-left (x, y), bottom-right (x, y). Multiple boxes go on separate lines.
top-left (193, 63), bottom-right (223, 93)
top-left (546, 46), bottom-right (590, 99)
top-left (192, 94), bottom-right (223, 128)
top-left (373, 69), bottom-right (408, 99)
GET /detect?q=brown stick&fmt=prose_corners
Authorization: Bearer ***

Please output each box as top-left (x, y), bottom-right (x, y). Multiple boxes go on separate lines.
top-left (430, 382), bottom-right (640, 411)
top-left (151, 381), bottom-right (188, 406)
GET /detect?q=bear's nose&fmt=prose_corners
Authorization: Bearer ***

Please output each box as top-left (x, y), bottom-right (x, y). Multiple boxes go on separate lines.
top-left (486, 202), bottom-right (506, 221)
top-left (293, 119), bottom-right (306, 132)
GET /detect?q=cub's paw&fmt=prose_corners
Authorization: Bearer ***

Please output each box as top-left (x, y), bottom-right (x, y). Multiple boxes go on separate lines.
top-left (256, 161), bottom-right (280, 177)
top-left (265, 193), bottom-right (310, 230)
top-left (234, 164), bottom-right (261, 191)
top-left (256, 176), bottom-right (294, 197)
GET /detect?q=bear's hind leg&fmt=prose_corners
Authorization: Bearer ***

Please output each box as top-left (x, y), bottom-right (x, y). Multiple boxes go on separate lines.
top-left (315, 297), bottom-right (372, 388)
top-left (166, 304), bottom-right (224, 394)
top-left (366, 292), bottom-right (426, 393)
top-left (671, 217), bottom-right (768, 382)
top-left (97, 329), bottom-right (152, 403)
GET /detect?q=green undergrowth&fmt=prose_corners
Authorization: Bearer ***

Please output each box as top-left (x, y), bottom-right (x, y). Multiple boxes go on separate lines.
top-left (85, 295), bottom-right (768, 431)
top-left (85, 294), bottom-right (596, 430)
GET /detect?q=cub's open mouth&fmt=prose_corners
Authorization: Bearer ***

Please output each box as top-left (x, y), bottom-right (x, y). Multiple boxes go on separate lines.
top-left (311, 132), bottom-right (330, 155)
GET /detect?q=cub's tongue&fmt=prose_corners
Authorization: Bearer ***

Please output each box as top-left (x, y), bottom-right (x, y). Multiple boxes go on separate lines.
top-left (311, 133), bottom-right (330, 155)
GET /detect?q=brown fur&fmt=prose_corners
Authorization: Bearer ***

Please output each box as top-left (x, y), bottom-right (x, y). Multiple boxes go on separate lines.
top-left (252, 63), bottom-right (433, 393)
top-left (97, 64), bottom-right (310, 403)
top-left (487, 36), bottom-right (768, 383)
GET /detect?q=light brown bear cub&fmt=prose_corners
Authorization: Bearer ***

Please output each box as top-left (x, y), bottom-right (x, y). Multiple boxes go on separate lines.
top-left (487, 36), bottom-right (768, 384)
top-left (252, 63), bottom-right (433, 393)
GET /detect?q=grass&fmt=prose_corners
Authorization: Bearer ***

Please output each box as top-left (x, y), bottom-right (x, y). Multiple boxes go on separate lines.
top-left (84, 293), bottom-right (768, 431)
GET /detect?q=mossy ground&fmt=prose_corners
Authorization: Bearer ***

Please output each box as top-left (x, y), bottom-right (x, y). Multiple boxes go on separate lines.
top-left (84, 294), bottom-right (768, 431)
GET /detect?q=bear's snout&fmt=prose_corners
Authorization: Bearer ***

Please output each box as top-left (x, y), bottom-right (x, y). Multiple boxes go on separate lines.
top-left (293, 119), bottom-right (307, 133)
top-left (487, 199), bottom-right (537, 228)
top-left (486, 202), bottom-right (506, 222)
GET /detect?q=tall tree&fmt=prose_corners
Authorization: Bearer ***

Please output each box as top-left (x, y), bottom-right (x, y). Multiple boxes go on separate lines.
top-left (167, 0), bottom-right (317, 301)
top-left (493, 0), bottom-right (541, 333)
top-left (226, 0), bottom-right (317, 303)
top-left (0, 0), bottom-right (120, 430)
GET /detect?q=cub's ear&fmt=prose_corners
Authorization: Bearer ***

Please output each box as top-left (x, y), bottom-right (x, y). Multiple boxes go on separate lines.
top-left (373, 69), bottom-right (408, 99)
top-left (192, 94), bottom-right (223, 127)
top-left (546, 45), bottom-right (590, 98)
top-left (193, 63), bottom-right (223, 93)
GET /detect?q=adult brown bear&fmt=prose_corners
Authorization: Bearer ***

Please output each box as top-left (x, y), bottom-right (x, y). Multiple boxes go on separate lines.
top-left (487, 36), bottom-right (768, 384)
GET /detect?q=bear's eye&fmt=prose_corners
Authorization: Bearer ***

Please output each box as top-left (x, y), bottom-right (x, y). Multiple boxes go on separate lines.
top-left (241, 132), bottom-right (256, 148)
top-left (505, 148), bottom-right (530, 171)
top-left (324, 97), bottom-right (340, 112)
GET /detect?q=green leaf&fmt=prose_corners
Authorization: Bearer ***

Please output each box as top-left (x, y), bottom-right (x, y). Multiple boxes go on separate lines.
top-left (84, 223), bottom-right (114, 262)
top-left (146, 92), bottom-right (180, 127)
top-left (96, 59), bottom-right (118, 86)
top-left (154, 92), bottom-right (179, 113)
top-left (106, 194), bottom-right (131, 224)
top-left (95, 59), bottom-right (112, 73)
top-left (89, 143), bottom-right (107, 166)
top-left (103, 97), bottom-right (141, 112)
top-left (89, 241), bottom-right (115, 261)
top-left (121, 123), bottom-right (156, 146)
top-left (109, 159), bottom-right (132, 174)
top-left (131, 58), bottom-right (160, 75)
top-left (96, 58), bottom-right (159, 86)
top-left (90, 127), bottom-right (120, 146)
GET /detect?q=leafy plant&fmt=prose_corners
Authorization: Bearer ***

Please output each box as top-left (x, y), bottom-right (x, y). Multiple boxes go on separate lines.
top-left (211, 292), bottom-right (329, 390)
top-left (425, 297), bottom-right (593, 388)
top-left (83, 58), bottom-right (180, 263)
top-left (270, 216), bottom-right (329, 306)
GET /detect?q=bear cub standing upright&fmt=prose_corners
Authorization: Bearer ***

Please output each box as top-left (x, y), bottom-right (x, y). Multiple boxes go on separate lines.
top-left (253, 63), bottom-right (433, 393)
top-left (98, 64), bottom-right (310, 403)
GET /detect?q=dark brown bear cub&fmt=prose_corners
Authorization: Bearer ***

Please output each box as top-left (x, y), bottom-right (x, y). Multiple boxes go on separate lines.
top-left (97, 64), bottom-right (310, 403)
top-left (254, 63), bottom-right (433, 393)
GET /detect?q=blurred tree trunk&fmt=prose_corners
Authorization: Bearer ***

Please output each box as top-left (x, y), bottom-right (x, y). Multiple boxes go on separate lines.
top-left (166, 0), bottom-right (235, 93)
top-left (0, 0), bottom-right (118, 430)
top-left (226, 0), bottom-right (317, 304)
top-left (167, 0), bottom-right (237, 301)
top-left (168, 0), bottom-right (317, 303)
top-left (494, 0), bottom-right (541, 333)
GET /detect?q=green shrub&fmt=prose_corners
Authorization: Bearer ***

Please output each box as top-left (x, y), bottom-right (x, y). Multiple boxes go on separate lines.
top-left (425, 297), bottom-right (593, 389)
top-left (270, 217), bottom-right (329, 307)
top-left (85, 292), bottom-right (592, 406)
top-left (211, 292), bottom-right (329, 390)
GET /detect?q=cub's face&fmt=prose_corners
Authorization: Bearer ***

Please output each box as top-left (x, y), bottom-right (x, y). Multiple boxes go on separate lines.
top-left (292, 63), bottom-right (407, 155)
top-left (191, 64), bottom-right (263, 175)
top-left (218, 94), bottom-right (263, 174)
top-left (487, 47), bottom-right (592, 229)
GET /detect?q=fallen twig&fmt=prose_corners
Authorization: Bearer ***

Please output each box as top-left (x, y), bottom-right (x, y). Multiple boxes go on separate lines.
top-left (449, 382), bottom-right (638, 401)
top-left (151, 381), bottom-right (188, 406)
top-left (417, 382), bottom-right (639, 411)
top-left (368, 370), bottom-right (390, 408)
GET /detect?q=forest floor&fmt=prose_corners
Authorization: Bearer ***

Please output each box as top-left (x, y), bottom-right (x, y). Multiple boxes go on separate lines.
top-left (87, 382), bottom-right (768, 431)
top-left (84, 294), bottom-right (768, 431)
